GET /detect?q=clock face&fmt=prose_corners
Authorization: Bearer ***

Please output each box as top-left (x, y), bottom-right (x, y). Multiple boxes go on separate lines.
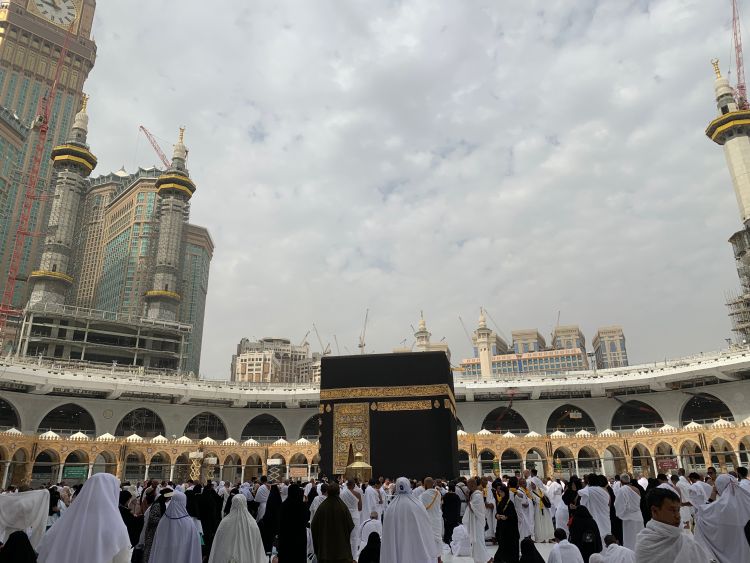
top-left (31, 0), bottom-right (77, 27)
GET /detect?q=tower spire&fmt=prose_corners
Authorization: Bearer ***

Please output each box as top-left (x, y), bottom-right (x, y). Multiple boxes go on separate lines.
top-left (712, 58), bottom-right (722, 79)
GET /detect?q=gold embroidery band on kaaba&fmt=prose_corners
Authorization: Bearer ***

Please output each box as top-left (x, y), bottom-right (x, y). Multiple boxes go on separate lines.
top-left (374, 400), bottom-right (433, 412)
top-left (320, 384), bottom-right (456, 411)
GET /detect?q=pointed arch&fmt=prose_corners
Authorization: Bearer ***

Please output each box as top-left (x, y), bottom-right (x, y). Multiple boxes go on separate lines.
top-left (611, 400), bottom-right (663, 430)
top-left (242, 414), bottom-right (286, 441)
top-left (38, 403), bottom-right (96, 435)
top-left (116, 408), bottom-right (166, 438)
top-left (183, 412), bottom-right (228, 441)
top-left (546, 404), bottom-right (595, 433)
top-left (481, 407), bottom-right (530, 434)
top-left (0, 397), bottom-right (19, 429)
top-left (680, 393), bottom-right (734, 425)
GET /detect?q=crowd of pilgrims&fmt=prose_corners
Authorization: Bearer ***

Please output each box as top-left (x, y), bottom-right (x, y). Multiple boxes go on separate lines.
top-left (0, 465), bottom-right (747, 562)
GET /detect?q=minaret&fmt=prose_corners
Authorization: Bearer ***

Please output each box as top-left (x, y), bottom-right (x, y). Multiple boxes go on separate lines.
top-left (414, 312), bottom-right (431, 351)
top-left (706, 60), bottom-right (750, 340)
top-left (144, 128), bottom-right (196, 322)
top-left (28, 96), bottom-right (97, 307)
top-left (705, 59), bottom-right (750, 224)
top-left (474, 309), bottom-right (493, 378)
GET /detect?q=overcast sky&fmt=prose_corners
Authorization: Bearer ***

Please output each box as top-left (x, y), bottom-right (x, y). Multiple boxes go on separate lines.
top-left (86, 1), bottom-right (739, 378)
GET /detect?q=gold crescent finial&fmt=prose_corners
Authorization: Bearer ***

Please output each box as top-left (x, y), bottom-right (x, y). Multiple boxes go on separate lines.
top-left (81, 93), bottom-right (89, 112)
top-left (711, 58), bottom-right (722, 79)
top-left (178, 126), bottom-right (185, 143)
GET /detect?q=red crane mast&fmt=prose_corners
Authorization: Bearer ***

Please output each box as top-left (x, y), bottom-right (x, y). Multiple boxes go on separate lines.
top-left (734, 0), bottom-right (749, 109)
top-left (139, 125), bottom-right (171, 169)
top-left (0, 24), bottom-right (76, 345)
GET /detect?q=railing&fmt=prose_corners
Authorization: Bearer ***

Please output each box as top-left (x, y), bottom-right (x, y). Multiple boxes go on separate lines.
top-left (611, 422), bottom-right (664, 431)
top-left (26, 303), bottom-right (192, 332)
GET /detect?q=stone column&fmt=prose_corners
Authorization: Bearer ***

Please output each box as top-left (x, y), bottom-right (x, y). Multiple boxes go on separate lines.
top-left (169, 464), bottom-right (175, 482)
top-left (57, 463), bottom-right (64, 483)
top-left (574, 459), bottom-right (580, 476)
top-left (87, 463), bottom-right (94, 478)
top-left (144, 464), bottom-right (150, 481)
top-left (0, 461), bottom-right (9, 489)
top-left (307, 463), bottom-right (312, 481)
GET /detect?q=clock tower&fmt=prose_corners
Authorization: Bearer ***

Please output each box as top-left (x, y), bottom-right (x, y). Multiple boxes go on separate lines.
top-left (0, 0), bottom-right (96, 308)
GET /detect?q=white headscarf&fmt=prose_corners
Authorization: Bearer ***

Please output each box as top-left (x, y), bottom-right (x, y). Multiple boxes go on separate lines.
top-left (148, 491), bottom-right (201, 563)
top-left (381, 477), bottom-right (439, 563)
top-left (208, 494), bottom-right (266, 563)
top-left (694, 474), bottom-right (750, 563)
top-left (0, 489), bottom-right (49, 547)
top-left (37, 473), bottom-right (131, 563)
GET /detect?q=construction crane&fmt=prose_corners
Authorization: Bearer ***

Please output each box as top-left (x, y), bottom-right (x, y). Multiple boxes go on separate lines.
top-left (357, 309), bottom-right (369, 355)
top-left (139, 125), bottom-right (171, 168)
top-left (298, 330), bottom-right (310, 347)
top-left (0, 22), bottom-right (76, 346)
top-left (458, 316), bottom-right (474, 346)
top-left (312, 323), bottom-right (331, 356)
top-left (733, 0), bottom-right (749, 109)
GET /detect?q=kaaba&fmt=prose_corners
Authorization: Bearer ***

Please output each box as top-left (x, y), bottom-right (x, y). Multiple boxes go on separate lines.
top-left (318, 351), bottom-right (459, 480)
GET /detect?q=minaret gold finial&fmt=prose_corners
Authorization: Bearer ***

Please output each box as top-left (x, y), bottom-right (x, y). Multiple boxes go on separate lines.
top-left (81, 93), bottom-right (89, 112)
top-left (178, 126), bottom-right (185, 143)
top-left (711, 58), bottom-right (722, 79)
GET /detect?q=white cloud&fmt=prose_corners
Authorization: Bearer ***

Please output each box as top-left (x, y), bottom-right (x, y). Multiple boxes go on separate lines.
top-left (86, 0), bottom-right (739, 378)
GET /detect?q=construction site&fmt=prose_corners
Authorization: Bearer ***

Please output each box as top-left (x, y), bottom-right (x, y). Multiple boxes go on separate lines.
top-left (0, 1), bottom-right (213, 375)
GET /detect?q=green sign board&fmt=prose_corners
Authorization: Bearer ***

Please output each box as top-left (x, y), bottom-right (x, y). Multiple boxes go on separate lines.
top-left (62, 466), bottom-right (87, 479)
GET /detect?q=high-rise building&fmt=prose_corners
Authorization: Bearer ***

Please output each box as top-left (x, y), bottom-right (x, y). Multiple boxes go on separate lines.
top-left (460, 318), bottom-right (619, 378)
top-left (17, 101), bottom-right (212, 374)
top-left (0, 0), bottom-right (97, 309)
top-left (231, 337), bottom-right (320, 383)
top-left (592, 326), bottom-right (628, 369)
top-left (706, 60), bottom-right (750, 340)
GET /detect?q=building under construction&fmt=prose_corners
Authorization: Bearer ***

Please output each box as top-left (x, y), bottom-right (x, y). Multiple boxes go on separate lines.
top-left (14, 100), bottom-right (212, 374)
top-left (706, 1), bottom-right (750, 341)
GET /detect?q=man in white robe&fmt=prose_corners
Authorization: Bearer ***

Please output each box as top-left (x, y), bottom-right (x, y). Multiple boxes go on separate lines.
top-left (548, 528), bottom-right (584, 563)
top-left (614, 475), bottom-right (643, 551)
top-left (675, 471), bottom-right (693, 528)
top-left (694, 474), bottom-right (750, 563)
top-left (688, 473), bottom-right (712, 511)
top-left (599, 534), bottom-right (635, 563)
top-left (462, 477), bottom-right (493, 563)
top-left (381, 477), bottom-right (439, 563)
top-left (309, 482), bottom-right (327, 523)
top-left (481, 477), bottom-right (496, 540)
top-left (512, 479), bottom-right (534, 540)
top-left (635, 487), bottom-right (712, 563)
top-left (303, 477), bottom-right (316, 500)
top-left (357, 511), bottom-right (383, 554)
top-left (341, 479), bottom-right (362, 559)
top-left (456, 479), bottom-right (470, 517)
top-left (547, 477), bottom-right (564, 524)
top-left (0, 488), bottom-right (49, 548)
top-left (579, 476), bottom-right (611, 543)
top-left (254, 478), bottom-right (270, 521)
top-left (419, 478), bottom-right (444, 558)
top-left (362, 479), bottom-right (385, 521)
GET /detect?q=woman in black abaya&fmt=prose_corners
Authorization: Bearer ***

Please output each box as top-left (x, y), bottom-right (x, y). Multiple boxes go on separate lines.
top-left (494, 483), bottom-right (519, 563)
top-left (258, 484), bottom-right (282, 554)
top-left (277, 484), bottom-right (309, 562)
top-left (568, 505), bottom-right (603, 563)
top-left (518, 537), bottom-right (544, 563)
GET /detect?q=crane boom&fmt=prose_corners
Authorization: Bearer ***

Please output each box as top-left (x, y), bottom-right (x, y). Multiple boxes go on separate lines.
top-left (734, 0), bottom-right (749, 109)
top-left (358, 309), bottom-right (369, 354)
top-left (139, 125), bottom-right (171, 168)
top-left (0, 22), bottom-right (76, 345)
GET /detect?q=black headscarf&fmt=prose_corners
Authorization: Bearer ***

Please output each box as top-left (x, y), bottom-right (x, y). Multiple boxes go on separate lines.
top-left (518, 537), bottom-right (544, 563)
top-left (0, 530), bottom-right (37, 563)
top-left (278, 484), bottom-right (308, 561)
top-left (357, 531), bottom-right (381, 563)
top-left (48, 487), bottom-right (60, 515)
top-left (259, 484), bottom-right (282, 554)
